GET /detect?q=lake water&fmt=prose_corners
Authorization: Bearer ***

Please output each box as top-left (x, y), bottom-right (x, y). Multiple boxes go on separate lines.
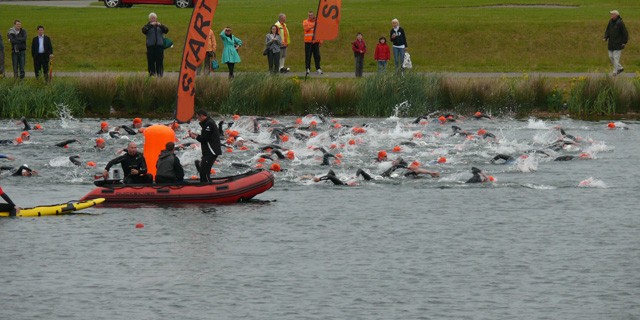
top-left (1, 115), bottom-right (638, 319)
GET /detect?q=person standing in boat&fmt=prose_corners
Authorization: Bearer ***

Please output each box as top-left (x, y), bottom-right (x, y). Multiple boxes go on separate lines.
top-left (188, 110), bottom-right (222, 182)
top-left (102, 142), bottom-right (153, 184)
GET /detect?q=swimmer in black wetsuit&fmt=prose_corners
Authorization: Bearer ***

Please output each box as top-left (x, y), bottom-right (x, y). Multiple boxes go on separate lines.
top-left (491, 154), bottom-right (516, 164)
top-left (12, 165), bottom-right (37, 176)
top-left (56, 139), bottom-right (79, 148)
top-left (466, 167), bottom-right (489, 183)
top-left (451, 125), bottom-right (472, 137)
top-left (413, 115), bottom-right (430, 124)
top-left (313, 170), bottom-right (347, 185)
top-left (69, 156), bottom-right (82, 166)
top-left (313, 147), bottom-right (338, 166)
top-left (19, 117), bottom-right (31, 131)
top-left (473, 111), bottom-right (492, 120)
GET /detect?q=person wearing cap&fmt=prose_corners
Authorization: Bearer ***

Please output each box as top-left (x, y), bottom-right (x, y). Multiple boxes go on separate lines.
top-left (188, 110), bottom-right (222, 182)
top-left (0, 186), bottom-right (20, 216)
top-left (132, 118), bottom-right (143, 129)
top-left (95, 138), bottom-right (106, 150)
top-left (97, 121), bottom-right (109, 134)
top-left (20, 131), bottom-right (30, 141)
top-left (604, 10), bottom-right (628, 76)
top-left (155, 142), bottom-right (184, 184)
top-left (103, 142), bottom-right (153, 184)
top-left (12, 164), bottom-right (37, 176)
top-left (466, 167), bottom-right (489, 183)
top-left (376, 150), bottom-right (388, 162)
top-left (405, 161), bottom-right (440, 178)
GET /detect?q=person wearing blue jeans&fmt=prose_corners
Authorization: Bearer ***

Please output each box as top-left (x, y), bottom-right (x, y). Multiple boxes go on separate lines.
top-left (390, 18), bottom-right (408, 71)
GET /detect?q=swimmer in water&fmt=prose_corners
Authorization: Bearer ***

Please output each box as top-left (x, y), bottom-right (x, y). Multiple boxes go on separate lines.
top-left (95, 138), bottom-right (106, 150)
top-left (466, 167), bottom-right (489, 183)
top-left (314, 147), bottom-right (339, 166)
top-left (451, 125), bottom-right (472, 137)
top-left (490, 154), bottom-right (516, 165)
top-left (312, 170), bottom-right (354, 186)
top-left (0, 154), bottom-right (16, 161)
top-left (17, 117), bottom-right (31, 131)
top-left (56, 139), bottom-right (79, 148)
top-left (69, 155), bottom-right (82, 166)
top-left (96, 121), bottom-right (110, 134)
top-left (473, 111), bottom-right (492, 120)
top-left (554, 153), bottom-right (592, 161)
top-left (12, 164), bottom-right (37, 176)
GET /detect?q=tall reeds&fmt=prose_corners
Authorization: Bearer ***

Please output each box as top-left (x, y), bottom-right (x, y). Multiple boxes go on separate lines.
top-left (1, 74), bottom-right (638, 119)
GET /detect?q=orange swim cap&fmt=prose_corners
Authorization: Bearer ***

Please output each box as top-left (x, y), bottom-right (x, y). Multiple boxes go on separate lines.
top-left (348, 139), bottom-right (356, 145)
top-left (295, 118), bottom-right (303, 124)
top-left (330, 143), bottom-right (337, 149)
top-left (257, 158), bottom-right (266, 163)
top-left (438, 116), bottom-right (446, 123)
top-left (437, 157), bottom-right (447, 164)
top-left (226, 147), bottom-right (233, 153)
top-left (607, 122), bottom-right (615, 129)
top-left (310, 131), bottom-right (318, 137)
top-left (100, 121), bottom-right (108, 128)
top-left (87, 161), bottom-right (96, 167)
top-left (96, 137), bottom-right (105, 144)
top-left (409, 161), bottom-right (420, 168)
top-left (270, 163), bottom-right (281, 172)
top-left (230, 130), bottom-right (239, 137)
top-left (190, 175), bottom-right (198, 180)
top-left (378, 150), bottom-right (387, 160)
top-left (477, 129), bottom-right (487, 136)
top-left (392, 145), bottom-right (401, 152)
top-left (475, 111), bottom-right (482, 117)
top-left (240, 146), bottom-right (249, 151)
top-left (226, 137), bottom-right (235, 145)
top-left (233, 114), bottom-right (241, 121)
top-left (210, 169), bottom-right (216, 175)
top-left (334, 123), bottom-right (342, 129)
top-left (579, 153), bottom-right (590, 159)
top-left (34, 124), bottom-right (42, 130)
top-left (21, 131), bottom-right (30, 137)
top-left (133, 118), bottom-right (142, 124)
top-left (286, 150), bottom-right (295, 160)
top-left (170, 122), bottom-right (179, 130)
top-left (488, 176), bottom-right (495, 182)
top-left (15, 137), bottom-right (23, 144)
top-left (310, 121), bottom-right (317, 126)
top-left (335, 153), bottom-right (343, 159)
top-left (280, 135), bottom-right (289, 142)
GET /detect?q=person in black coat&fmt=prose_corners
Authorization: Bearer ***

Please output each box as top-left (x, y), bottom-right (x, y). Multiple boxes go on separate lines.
top-left (142, 12), bottom-right (169, 77)
top-left (31, 25), bottom-right (53, 81)
top-left (7, 19), bottom-right (27, 79)
top-left (390, 18), bottom-right (408, 70)
top-left (604, 10), bottom-right (628, 75)
top-left (188, 110), bottom-right (222, 182)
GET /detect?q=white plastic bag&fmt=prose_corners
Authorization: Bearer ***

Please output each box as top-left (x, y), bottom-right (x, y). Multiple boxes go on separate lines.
top-left (402, 52), bottom-right (413, 69)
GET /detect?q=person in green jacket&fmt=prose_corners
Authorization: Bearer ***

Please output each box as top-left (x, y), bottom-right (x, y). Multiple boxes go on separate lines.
top-left (220, 27), bottom-right (242, 79)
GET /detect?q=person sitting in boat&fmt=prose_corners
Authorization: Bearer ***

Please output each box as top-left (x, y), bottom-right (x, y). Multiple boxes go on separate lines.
top-left (102, 142), bottom-right (153, 184)
top-left (155, 142), bottom-right (185, 184)
top-left (188, 110), bottom-right (222, 182)
top-left (0, 186), bottom-right (20, 216)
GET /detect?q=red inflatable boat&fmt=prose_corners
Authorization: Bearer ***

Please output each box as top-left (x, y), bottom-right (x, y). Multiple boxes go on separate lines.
top-left (81, 170), bottom-right (274, 204)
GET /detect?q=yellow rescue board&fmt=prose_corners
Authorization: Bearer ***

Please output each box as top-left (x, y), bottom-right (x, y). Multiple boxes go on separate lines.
top-left (0, 198), bottom-right (105, 217)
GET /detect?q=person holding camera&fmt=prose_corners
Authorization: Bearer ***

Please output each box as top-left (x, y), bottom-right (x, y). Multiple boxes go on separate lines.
top-left (142, 12), bottom-right (169, 77)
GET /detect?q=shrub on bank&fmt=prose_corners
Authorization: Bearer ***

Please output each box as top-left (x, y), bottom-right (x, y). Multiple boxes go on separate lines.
top-left (1, 74), bottom-right (638, 119)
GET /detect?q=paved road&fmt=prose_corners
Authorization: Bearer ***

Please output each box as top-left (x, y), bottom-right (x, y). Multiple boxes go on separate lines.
top-left (0, 0), bottom-right (95, 7)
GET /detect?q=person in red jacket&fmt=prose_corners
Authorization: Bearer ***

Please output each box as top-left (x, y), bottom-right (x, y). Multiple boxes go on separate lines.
top-left (374, 36), bottom-right (391, 72)
top-left (352, 32), bottom-right (366, 77)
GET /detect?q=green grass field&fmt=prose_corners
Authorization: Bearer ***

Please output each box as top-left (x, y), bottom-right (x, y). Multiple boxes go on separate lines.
top-left (1, 0), bottom-right (639, 73)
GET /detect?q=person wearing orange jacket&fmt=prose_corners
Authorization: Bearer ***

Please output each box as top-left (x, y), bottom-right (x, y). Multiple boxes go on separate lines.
top-left (197, 27), bottom-right (217, 75)
top-left (303, 10), bottom-right (322, 75)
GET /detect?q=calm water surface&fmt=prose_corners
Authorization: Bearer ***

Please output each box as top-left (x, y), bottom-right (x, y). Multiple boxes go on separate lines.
top-left (0, 117), bottom-right (638, 319)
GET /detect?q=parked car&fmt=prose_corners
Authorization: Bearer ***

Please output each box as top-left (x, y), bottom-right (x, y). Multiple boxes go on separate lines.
top-left (102, 0), bottom-right (193, 8)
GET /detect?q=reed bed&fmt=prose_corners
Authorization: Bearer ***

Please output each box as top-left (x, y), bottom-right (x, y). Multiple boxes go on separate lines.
top-left (1, 73), bottom-right (639, 119)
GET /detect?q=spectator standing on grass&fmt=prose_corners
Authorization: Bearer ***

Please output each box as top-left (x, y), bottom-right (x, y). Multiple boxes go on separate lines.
top-left (265, 25), bottom-right (282, 74)
top-left (197, 28), bottom-right (216, 75)
top-left (31, 25), bottom-right (53, 82)
top-left (8, 20), bottom-right (27, 79)
top-left (604, 10), bottom-right (628, 76)
top-left (142, 12), bottom-right (169, 77)
top-left (303, 10), bottom-right (322, 75)
top-left (374, 36), bottom-right (390, 72)
top-left (275, 13), bottom-right (291, 73)
top-left (352, 32), bottom-right (366, 77)
top-left (220, 26), bottom-right (242, 79)
top-left (390, 18), bottom-right (408, 71)
top-left (0, 33), bottom-right (5, 77)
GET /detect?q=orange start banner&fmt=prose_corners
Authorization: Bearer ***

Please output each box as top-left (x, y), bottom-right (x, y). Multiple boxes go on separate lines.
top-left (175, 0), bottom-right (219, 123)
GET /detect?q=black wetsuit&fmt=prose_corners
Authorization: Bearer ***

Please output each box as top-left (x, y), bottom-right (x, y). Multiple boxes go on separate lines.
top-left (21, 118), bottom-right (31, 131)
top-left (69, 156), bottom-right (82, 166)
top-left (413, 115), bottom-right (429, 124)
top-left (12, 165), bottom-right (33, 176)
top-left (316, 170), bottom-right (345, 185)
top-left (56, 139), bottom-right (79, 147)
top-left (466, 167), bottom-right (485, 183)
top-left (314, 147), bottom-right (337, 166)
top-left (105, 152), bottom-right (153, 184)
top-left (554, 155), bottom-right (575, 161)
top-left (195, 116), bottom-right (222, 182)
top-left (0, 140), bottom-right (15, 145)
top-left (120, 125), bottom-right (137, 135)
top-left (491, 154), bottom-right (515, 164)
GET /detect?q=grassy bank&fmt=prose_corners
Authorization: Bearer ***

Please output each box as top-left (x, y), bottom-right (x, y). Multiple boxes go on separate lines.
top-left (1, 0), bottom-right (639, 73)
top-left (2, 73), bottom-right (639, 119)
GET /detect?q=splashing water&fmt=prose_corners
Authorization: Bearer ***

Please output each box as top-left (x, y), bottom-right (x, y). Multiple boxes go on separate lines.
top-left (515, 155), bottom-right (538, 172)
top-left (56, 103), bottom-right (77, 129)
top-left (527, 117), bottom-right (549, 130)
top-left (387, 100), bottom-right (410, 121)
top-left (578, 177), bottom-right (608, 188)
